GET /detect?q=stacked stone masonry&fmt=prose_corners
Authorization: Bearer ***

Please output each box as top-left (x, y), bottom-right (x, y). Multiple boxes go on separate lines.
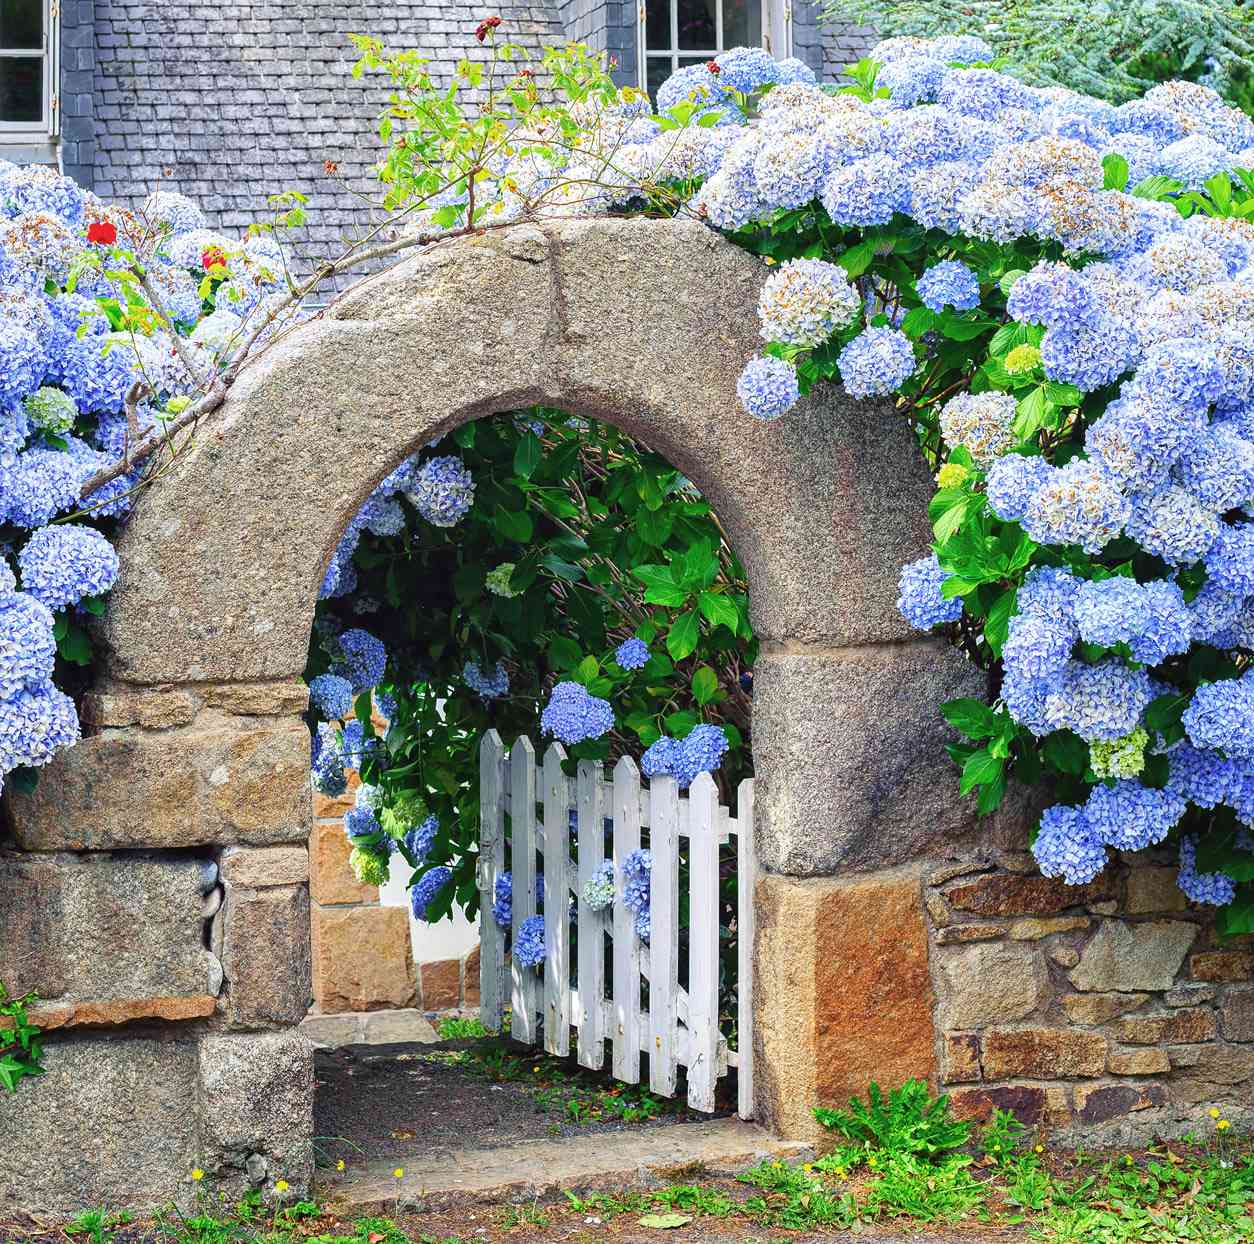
top-left (925, 851), bottom-right (1254, 1146)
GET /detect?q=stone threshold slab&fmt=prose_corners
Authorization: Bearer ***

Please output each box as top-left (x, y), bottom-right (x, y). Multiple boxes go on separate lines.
top-left (326, 1117), bottom-right (813, 1210)
top-left (300, 1008), bottom-right (439, 1048)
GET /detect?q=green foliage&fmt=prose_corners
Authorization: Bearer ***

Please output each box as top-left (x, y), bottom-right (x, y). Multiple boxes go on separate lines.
top-left (310, 409), bottom-right (754, 941)
top-left (0, 980), bottom-right (44, 1093)
top-left (813, 1079), bottom-right (971, 1160)
top-left (819, 0), bottom-right (1254, 107)
top-left (435, 1015), bottom-right (491, 1040)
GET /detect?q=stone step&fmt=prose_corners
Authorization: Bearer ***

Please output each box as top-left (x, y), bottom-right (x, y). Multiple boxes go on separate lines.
top-left (324, 1117), bottom-right (813, 1211)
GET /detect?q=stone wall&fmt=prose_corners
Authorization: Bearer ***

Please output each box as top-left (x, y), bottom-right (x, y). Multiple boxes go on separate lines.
top-left (927, 848), bottom-right (1254, 1145)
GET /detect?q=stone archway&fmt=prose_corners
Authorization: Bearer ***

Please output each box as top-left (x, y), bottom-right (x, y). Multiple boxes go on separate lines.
top-left (0, 217), bottom-right (983, 1214)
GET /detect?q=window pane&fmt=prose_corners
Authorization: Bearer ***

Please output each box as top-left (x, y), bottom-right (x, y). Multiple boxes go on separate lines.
top-left (676, 0), bottom-right (715, 49)
top-left (723, 0), bottom-right (761, 48)
top-left (646, 56), bottom-right (673, 99)
top-left (0, 56), bottom-right (41, 123)
top-left (0, 0), bottom-right (42, 49)
top-left (645, 0), bottom-right (670, 51)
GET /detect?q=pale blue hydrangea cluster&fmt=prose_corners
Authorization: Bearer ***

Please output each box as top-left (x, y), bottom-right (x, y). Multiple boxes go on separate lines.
top-left (897, 554), bottom-right (963, 630)
top-left (835, 327), bottom-right (916, 399)
top-left (540, 680), bottom-right (614, 745)
top-left (311, 722), bottom-right (348, 797)
top-left (344, 805), bottom-right (383, 844)
top-left (621, 848), bottom-right (652, 942)
top-left (334, 627), bottom-right (388, 694)
top-left (641, 723), bottom-right (730, 789)
top-left (410, 865), bottom-right (453, 921)
top-left (614, 637), bottom-right (650, 670)
top-left (938, 392), bottom-right (1017, 466)
top-left (736, 355), bottom-right (800, 421)
top-left (581, 860), bottom-right (616, 911)
top-left (404, 455), bottom-right (476, 528)
top-left (915, 260), bottom-right (980, 314)
top-left (16, 523), bottom-right (118, 610)
top-left (756, 258), bottom-right (859, 347)
top-left (1177, 834), bottom-right (1237, 906)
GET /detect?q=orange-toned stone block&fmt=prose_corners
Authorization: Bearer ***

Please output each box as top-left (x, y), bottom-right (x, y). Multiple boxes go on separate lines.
top-left (420, 958), bottom-right (461, 1011)
top-left (312, 905), bottom-right (416, 1013)
top-left (310, 820), bottom-right (376, 906)
top-left (463, 944), bottom-right (481, 1008)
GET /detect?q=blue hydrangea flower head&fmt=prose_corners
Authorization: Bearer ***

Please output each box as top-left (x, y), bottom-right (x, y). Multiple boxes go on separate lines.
top-left (736, 356), bottom-right (799, 421)
top-left (1006, 261), bottom-right (1101, 330)
top-left (614, 637), bottom-right (649, 670)
top-left (1083, 779), bottom-right (1185, 851)
top-left (335, 628), bottom-right (387, 693)
top-left (985, 454), bottom-right (1052, 522)
top-left (675, 723), bottom-right (730, 787)
top-left (1183, 673), bottom-right (1254, 758)
top-left (541, 680), bottom-right (614, 745)
top-left (916, 260), bottom-right (979, 313)
top-left (897, 553), bottom-right (962, 630)
top-left (1032, 804), bottom-right (1108, 884)
top-left (410, 865), bottom-right (453, 921)
top-left (0, 591), bottom-right (55, 699)
top-left (404, 455), bottom-right (475, 527)
top-left (1177, 834), bottom-right (1237, 906)
top-left (837, 326), bottom-right (915, 399)
top-left (642, 735), bottom-right (682, 779)
top-left (16, 524), bottom-right (118, 610)
top-left (1042, 658), bottom-right (1155, 741)
top-left (0, 679), bottom-right (79, 770)
top-left (344, 805), bottom-right (382, 843)
top-left (403, 814), bottom-right (438, 863)
top-left (311, 722), bottom-right (347, 796)
top-left (308, 672), bottom-right (354, 720)
top-left (821, 154), bottom-right (910, 227)
top-left (711, 46), bottom-right (779, 95)
top-left (513, 913), bottom-right (546, 967)
top-left (464, 660), bottom-right (510, 699)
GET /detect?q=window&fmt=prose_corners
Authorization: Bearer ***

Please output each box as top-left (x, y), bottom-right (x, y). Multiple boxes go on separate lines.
top-left (640, 0), bottom-right (792, 97)
top-left (1, 0), bottom-right (56, 136)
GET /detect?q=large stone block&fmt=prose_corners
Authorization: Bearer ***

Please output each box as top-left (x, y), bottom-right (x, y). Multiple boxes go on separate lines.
top-left (753, 643), bottom-right (988, 876)
top-left (311, 905), bottom-right (416, 1013)
top-left (935, 941), bottom-right (1050, 1030)
top-left (0, 1035), bottom-right (200, 1215)
top-left (754, 868), bottom-right (937, 1138)
top-left (9, 715), bottom-right (311, 850)
top-left (1069, 921), bottom-right (1198, 993)
top-left (199, 1032), bottom-right (314, 1193)
top-left (220, 846), bottom-right (308, 889)
top-left (0, 851), bottom-right (216, 1002)
top-left (222, 884), bottom-right (311, 1026)
top-left (310, 819), bottom-right (376, 905)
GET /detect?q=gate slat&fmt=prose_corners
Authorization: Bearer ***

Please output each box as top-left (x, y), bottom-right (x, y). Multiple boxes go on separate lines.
top-left (686, 772), bottom-right (719, 1112)
top-left (543, 743), bottom-right (571, 1057)
top-left (611, 756), bottom-right (642, 1084)
top-left (576, 761), bottom-right (607, 1070)
top-left (648, 775), bottom-right (680, 1096)
top-left (478, 730), bottom-right (507, 1033)
top-left (736, 780), bottom-right (756, 1121)
top-left (510, 735), bottom-right (539, 1045)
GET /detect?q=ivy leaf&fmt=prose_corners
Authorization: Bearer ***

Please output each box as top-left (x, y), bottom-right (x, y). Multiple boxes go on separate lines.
top-left (697, 591), bottom-right (739, 633)
top-left (691, 666), bottom-right (719, 705)
top-left (666, 610), bottom-right (700, 662)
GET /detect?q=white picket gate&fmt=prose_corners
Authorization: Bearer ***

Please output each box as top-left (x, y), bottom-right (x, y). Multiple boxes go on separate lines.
top-left (477, 730), bottom-right (756, 1117)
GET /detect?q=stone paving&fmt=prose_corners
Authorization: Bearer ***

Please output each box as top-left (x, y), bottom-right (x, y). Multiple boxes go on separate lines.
top-left (328, 1117), bottom-right (813, 1210)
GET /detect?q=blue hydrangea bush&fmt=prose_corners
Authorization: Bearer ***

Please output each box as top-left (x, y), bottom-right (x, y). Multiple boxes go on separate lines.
top-left (0, 164), bottom-right (294, 794)
top-left (670, 40), bottom-right (1254, 928)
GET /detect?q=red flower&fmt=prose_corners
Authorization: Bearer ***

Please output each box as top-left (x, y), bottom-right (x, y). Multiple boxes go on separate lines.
top-left (706, 59), bottom-right (720, 74)
top-left (202, 246), bottom-right (227, 271)
top-left (475, 14), bottom-right (502, 41)
top-left (86, 220), bottom-right (117, 246)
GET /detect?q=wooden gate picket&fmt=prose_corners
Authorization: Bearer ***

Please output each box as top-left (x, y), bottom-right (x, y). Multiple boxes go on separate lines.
top-left (479, 735), bottom-right (755, 1117)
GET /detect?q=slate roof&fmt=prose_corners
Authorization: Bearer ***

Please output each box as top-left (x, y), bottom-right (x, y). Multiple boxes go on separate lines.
top-left (92, 1), bottom-right (570, 278)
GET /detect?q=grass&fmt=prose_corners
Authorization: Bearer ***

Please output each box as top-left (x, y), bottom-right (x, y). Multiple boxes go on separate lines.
top-left (433, 1017), bottom-right (490, 1041)
top-left (20, 1097), bottom-right (1254, 1244)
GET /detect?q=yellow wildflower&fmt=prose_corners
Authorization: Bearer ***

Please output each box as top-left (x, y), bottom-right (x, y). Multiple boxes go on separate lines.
top-left (394, 1168), bottom-right (405, 1178)
top-left (336, 1159), bottom-right (346, 1172)
top-left (274, 1180), bottom-right (289, 1194)
top-left (1218, 1119), bottom-right (1231, 1131)
top-left (1211, 1107), bottom-right (1222, 1119)
top-left (191, 1169), bottom-right (205, 1182)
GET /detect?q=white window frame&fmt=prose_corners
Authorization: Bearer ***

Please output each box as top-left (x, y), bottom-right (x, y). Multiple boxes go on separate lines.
top-left (0, 0), bottom-right (59, 139)
top-left (638, 0), bottom-right (790, 92)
